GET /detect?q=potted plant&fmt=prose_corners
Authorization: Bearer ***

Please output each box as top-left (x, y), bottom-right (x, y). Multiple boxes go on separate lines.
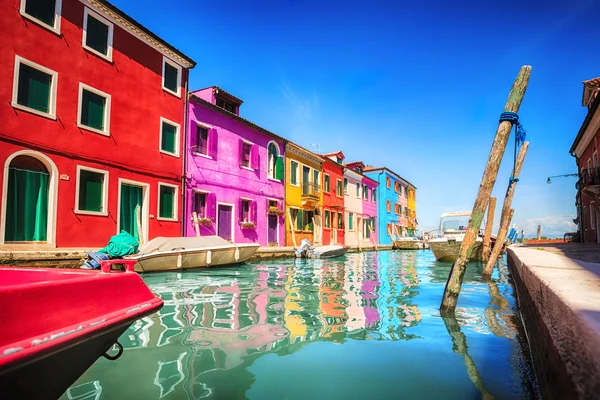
top-left (267, 206), bottom-right (285, 216)
top-left (240, 221), bottom-right (256, 230)
top-left (197, 218), bottom-right (213, 227)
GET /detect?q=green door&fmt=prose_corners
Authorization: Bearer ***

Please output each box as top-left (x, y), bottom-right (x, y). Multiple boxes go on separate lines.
top-left (5, 167), bottom-right (49, 242)
top-left (120, 184), bottom-right (143, 240)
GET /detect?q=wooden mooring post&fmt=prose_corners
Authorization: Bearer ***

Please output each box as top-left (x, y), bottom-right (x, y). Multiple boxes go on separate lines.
top-left (481, 197), bottom-right (496, 263)
top-left (483, 141), bottom-right (529, 278)
top-left (440, 65), bottom-right (531, 314)
top-left (537, 225), bottom-right (542, 240)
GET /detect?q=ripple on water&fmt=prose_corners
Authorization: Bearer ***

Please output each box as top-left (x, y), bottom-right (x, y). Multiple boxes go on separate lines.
top-left (61, 251), bottom-right (539, 400)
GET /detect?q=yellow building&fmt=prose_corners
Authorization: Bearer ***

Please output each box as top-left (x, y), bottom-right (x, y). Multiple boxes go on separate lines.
top-left (285, 142), bottom-right (323, 246)
top-left (407, 185), bottom-right (417, 235)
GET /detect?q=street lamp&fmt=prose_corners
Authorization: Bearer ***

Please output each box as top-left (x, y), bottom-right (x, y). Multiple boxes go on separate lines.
top-left (546, 173), bottom-right (579, 184)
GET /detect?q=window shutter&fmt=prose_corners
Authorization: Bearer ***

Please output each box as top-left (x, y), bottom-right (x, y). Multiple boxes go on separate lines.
top-left (239, 139), bottom-right (244, 167)
top-left (190, 124), bottom-right (198, 148)
top-left (239, 198), bottom-right (244, 221)
top-left (275, 156), bottom-right (284, 180)
top-left (252, 200), bottom-right (258, 224)
top-left (207, 193), bottom-right (216, 220)
top-left (251, 145), bottom-right (259, 170)
top-left (209, 128), bottom-right (218, 159)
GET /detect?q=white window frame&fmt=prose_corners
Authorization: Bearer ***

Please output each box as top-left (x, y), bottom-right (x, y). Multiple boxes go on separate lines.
top-left (157, 182), bottom-right (179, 222)
top-left (82, 8), bottom-right (114, 62)
top-left (193, 121), bottom-right (212, 159)
top-left (356, 182), bottom-right (361, 199)
top-left (344, 177), bottom-right (348, 194)
top-left (240, 139), bottom-right (254, 171)
top-left (267, 140), bottom-right (281, 180)
top-left (323, 173), bottom-right (330, 193)
top-left (372, 188), bottom-right (376, 203)
top-left (159, 117), bottom-right (181, 158)
top-left (12, 55), bottom-right (58, 120)
top-left (162, 56), bottom-right (182, 98)
top-left (19, 0), bottom-right (62, 35)
top-left (74, 165), bottom-right (109, 216)
top-left (77, 82), bottom-right (111, 136)
top-left (336, 179), bottom-right (343, 198)
top-left (290, 160), bottom-right (300, 187)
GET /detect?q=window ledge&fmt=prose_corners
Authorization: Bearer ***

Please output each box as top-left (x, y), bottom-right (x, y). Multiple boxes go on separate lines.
top-left (290, 183), bottom-right (300, 187)
top-left (160, 149), bottom-right (180, 158)
top-left (77, 122), bottom-right (110, 137)
top-left (162, 86), bottom-right (181, 98)
top-left (241, 166), bottom-right (254, 171)
top-left (157, 217), bottom-right (178, 222)
top-left (11, 102), bottom-right (56, 120)
top-left (267, 177), bottom-right (282, 183)
top-left (19, 11), bottom-right (61, 36)
top-left (74, 209), bottom-right (108, 217)
top-left (82, 44), bottom-right (113, 63)
top-left (193, 152), bottom-right (213, 160)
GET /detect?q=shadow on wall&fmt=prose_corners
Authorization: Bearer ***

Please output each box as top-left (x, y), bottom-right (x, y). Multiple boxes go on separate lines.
top-left (241, 228), bottom-right (258, 242)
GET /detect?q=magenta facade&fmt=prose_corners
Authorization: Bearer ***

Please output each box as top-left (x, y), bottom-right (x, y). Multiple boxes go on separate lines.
top-left (362, 175), bottom-right (379, 239)
top-left (184, 88), bottom-right (285, 246)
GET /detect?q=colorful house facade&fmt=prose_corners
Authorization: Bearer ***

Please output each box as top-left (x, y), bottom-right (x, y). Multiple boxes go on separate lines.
top-left (184, 88), bottom-right (286, 246)
top-left (343, 164), bottom-right (363, 247)
top-left (321, 152), bottom-right (346, 245)
top-left (407, 185), bottom-right (418, 236)
top-left (345, 161), bottom-right (378, 246)
top-left (0, 0), bottom-right (195, 247)
top-left (570, 77), bottom-right (600, 243)
top-left (397, 179), bottom-right (409, 235)
top-left (285, 143), bottom-right (323, 246)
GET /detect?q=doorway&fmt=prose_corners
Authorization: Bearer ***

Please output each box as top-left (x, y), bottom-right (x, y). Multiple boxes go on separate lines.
top-left (268, 200), bottom-right (278, 245)
top-left (217, 204), bottom-right (233, 241)
top-left (119, 183), bottom-right (145, 241)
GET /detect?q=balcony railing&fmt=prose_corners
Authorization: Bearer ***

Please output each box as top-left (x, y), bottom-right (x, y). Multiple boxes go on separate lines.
top-left (581, 167), bottom-right (600, 187)
top-left (302, 182), bottom-right (321, 198)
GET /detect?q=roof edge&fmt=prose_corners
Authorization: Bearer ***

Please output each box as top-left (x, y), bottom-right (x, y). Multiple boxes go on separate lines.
top-left (570, 92), bottom-right (600, 154)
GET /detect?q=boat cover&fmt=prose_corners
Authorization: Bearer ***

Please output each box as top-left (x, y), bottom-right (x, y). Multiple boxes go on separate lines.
top-left (136, 235), bottom-right (251, 256)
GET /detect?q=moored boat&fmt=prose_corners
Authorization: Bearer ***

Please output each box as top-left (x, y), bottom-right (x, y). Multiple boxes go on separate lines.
top-left (393, 237), bottom-right (424, 250)
top-left (0, 260), bottom-right (163, 400)
top-left (428, 211), bottom-right (484, 262)
top-left (131, 236), bottom-right (260, 272)
top-left (295, 239), bottom-right (349, 259)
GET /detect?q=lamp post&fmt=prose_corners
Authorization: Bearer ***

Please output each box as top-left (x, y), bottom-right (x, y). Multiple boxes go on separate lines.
top-left (546, 173), bottom-right (578, 184)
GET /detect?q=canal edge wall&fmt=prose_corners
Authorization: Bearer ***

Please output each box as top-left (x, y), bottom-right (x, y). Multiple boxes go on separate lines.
top-left (507, 246), bottom-right (600, 399)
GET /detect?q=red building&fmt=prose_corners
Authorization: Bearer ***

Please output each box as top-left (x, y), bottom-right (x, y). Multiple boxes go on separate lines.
top-left (571, 78), bottom-right (600, 243)
top-left (0, 0), bottom-right (195, 247)
top-left (321, 151), bottom-right (345, 245)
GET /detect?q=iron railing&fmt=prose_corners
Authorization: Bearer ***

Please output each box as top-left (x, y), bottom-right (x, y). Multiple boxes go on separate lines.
top-left (580, 167), bottom-right (600, 187)
top-left (302, 182), bottom-right (321, 197)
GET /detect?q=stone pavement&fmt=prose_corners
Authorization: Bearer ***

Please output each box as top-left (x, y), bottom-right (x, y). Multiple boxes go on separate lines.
top-left (522, 242), bottom-right (600, 263)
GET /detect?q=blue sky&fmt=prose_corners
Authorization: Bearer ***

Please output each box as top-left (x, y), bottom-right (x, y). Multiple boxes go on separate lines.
top-left (115, 0), bottom-right (599, 237)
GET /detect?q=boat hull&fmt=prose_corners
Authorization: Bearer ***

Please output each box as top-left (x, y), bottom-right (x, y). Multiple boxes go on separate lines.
top-left (393, 239), bottom-right (424, 250)
top-left (133, 244), bottom-right (259, 272)
top-left (428, 238), bottom-right (484, 262)
top-left (310, 246), bottom-right (349, 259)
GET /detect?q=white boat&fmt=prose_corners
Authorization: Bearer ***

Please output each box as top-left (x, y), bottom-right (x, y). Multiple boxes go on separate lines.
top-left (393, 237), bottom-right (425, 250)
top-left (428, 212), bottom-right (484, 262)
top-left (295, 239), bottom-right (348, 259)
top-left (131, 236), bottom-right (260, 272)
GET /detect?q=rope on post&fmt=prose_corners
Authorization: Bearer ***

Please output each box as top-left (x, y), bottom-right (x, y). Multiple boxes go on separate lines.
top-left (499, 111), bottom-right (527, 188)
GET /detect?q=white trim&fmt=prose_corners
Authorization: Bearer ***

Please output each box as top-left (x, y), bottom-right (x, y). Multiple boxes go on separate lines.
top-left (0, 150), bottom-right (59, 246)
top-left (77, 82), bottom-right (111, 136)
top-left (216, 202), bottom-right (235, 242)
top-left (82, 7), bottom-right (114, 62)
top-left (157, 182), bottom-right (179, 222)
top-left (19, 0), bottom-right (62, 35)
top-left (193, 188), bottom-right (210, 194)
top-left (116, 178), bottom-right (150, 242)
top-left (162, 56), bottom-right (182, 98)
top-left (74, 165), bottom-right (109, 216)
top-left (335, 179), bottom-right (343, 198)
top-left (267, 140), bottom-right (281, 180)
top-left (11, 55), bottom-right (58, 120)
top-left (195, 121), bottom-right (213, 129)
top-left (323, 173), bottom-right (330, 193)
top-left (159, 117), bottom-right (181, 158)
top-left (239, 196), bottom-right (254, 201)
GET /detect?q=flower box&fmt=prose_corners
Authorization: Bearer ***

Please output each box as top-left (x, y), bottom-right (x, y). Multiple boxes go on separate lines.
top-left (197, 218), bottom-right (213, 227)
top-left (266, 206), bottom-right (285, 216)
top-left (240, 221), bottom-right (256, 230)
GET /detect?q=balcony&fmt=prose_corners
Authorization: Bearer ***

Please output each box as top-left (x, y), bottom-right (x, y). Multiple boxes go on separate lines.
top-left (302, 182), bottom-right (321, 198)
top-left (580, 167), bottom-right (600, 197)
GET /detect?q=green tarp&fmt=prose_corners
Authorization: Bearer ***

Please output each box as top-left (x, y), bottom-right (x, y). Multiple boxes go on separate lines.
top-left (98, 230), bottom-right (139, 257)
top-left (5, 168), bottom-right (48, 242)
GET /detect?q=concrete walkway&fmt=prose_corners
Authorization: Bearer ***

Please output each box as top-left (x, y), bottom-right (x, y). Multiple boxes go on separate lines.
top-left (507, 245), bottom-right (600, 399)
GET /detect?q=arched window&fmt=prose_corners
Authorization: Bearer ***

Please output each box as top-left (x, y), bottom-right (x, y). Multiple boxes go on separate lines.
top-left (386, 200), bottom-right (391, 212)
top-left (268, 142), bottom-right (279, 179)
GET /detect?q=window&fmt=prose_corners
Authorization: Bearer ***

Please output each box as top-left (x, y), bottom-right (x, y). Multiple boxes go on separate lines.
top-left (594, 151), bottom-right (599, 169)
top-left (12, 56), bottom-right (58, 119)
top-left (75, 166), bottom-right (107, 215)
top-left (349, 212), bottom-right (353, 230)
top-left (386, 200), bottom-right (391, 213)
top-left (241, 142), bottom-right (252, 168)
top-left (591, 202), bottom-right (596, 230)
top-left (336, 179), bottom-right (343, 197)
top-left (405, 187), bottom-right (409, 197)
top-left (268, 142), bottom-right (283, 180)
top-left (82, 8), bottom-right (113, 61)
top-left (241, 199), bottom-right (251, 222)
top-left (372, 188), bottom-right (376, 202)
top-left (337, 212), bottom-right (343, 229)
top-left (363, 184), bottom-right (368, 200)
top-left (158, 183), bottom-right (178, 221)
top-left (387, 223), bottom-right (393, 236)
top-left (386, 177), bottom-right (391, 188)
top-left (160, 118), bottom-right (180, 157)
top-left (336, 157), bottom-right (343, 164)
top-left (324, 210), bottom-right (331, 228)
top-left (356, 183), bottom-right (360, 198)
top-left (290, 208), bottom-right (302, 231)
top-left (395, 203), bottom-right (399, 215)
top-left (196, 126), bottom-right (209, 156)
top-left (344, 178), bottom-right (348, 193)
top-left (313, 170), bottom-right (320, 186)
top-left (399, 205), bottom-right (403, 215)
top-left (162, 57), bottom-right (181, 97)
top-left (394, 181), bottom-right (398, 193)
top-left (290, 161), bottom-right (299, 185)
top-left (193, 192), bottom-right (206, 218)
top-left (78, 83), bottom-right (111, 135)
top-left (305, 210), bottom-right (314, 231)
top-left (589, 158), bottom-right (593, 170)
top-left (216, 97), bottom-right (237, 113)
top-left (20, 0), bottom-right (62, 33)
top-left (324, 174), bottom-right (330, 193)
top-left (405, 207), bottom-right (408, 216)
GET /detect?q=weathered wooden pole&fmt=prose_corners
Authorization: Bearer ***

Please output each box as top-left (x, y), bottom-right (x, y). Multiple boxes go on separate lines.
top-left (537, 225), bottom-right (542, 240)
top-left (481, 197), bottom-right (497, 262)
top-left (192, 212), bottom-right (201, 237)
top-left (484, 208), bottom-right (514, 276)
top-left (440, 66), bottom-right (531, 313)
top-left (483, 141), bottom-right (529, 277)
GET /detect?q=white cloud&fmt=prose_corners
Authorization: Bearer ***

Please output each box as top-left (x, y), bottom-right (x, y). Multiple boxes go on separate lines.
top-left (518, 215), bottom-right (577, 238)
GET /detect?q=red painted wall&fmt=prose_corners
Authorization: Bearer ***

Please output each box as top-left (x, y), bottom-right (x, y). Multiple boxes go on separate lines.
top-left (0, 0), bottom-right (188, 247)
top-left (579, 131), bottom-right (599, 243)
top-left (322, 159), bottom-right (345, 245)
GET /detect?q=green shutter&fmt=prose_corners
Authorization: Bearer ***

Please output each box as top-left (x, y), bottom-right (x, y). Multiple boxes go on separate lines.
top-left (79, 170), bottom-right (104, 212)
top-left (159, 186), bottom-right (175, 219)
top-left (164, 62), bottom-right (178, 92)
top-left (295, 209), bottom-right (303, 230)
top-left (120, 184), bottom-right (143, 240)
top-left (5, 168), bottom-right (48, 242)
top-left (81, 89), bottom-right (106, 131)
top-left (86, 14), bottom-right (109, 55)
top-left (275, 156), bottom-right (284, 180)
top-left (25, 0), bottom-right (56, 26)
top-left (344, 178), bottom-right (347, 192)
top-left (349, 213), bottom-right (353, 230)
top-left (18, 64), bottom-right (51, 113)
top-left (291, 161), bottom-right (298, 185)
top-left (161, 122), bottom-right (177, 154)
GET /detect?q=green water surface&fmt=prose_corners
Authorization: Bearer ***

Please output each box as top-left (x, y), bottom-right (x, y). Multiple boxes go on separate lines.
top-left (62, 251), bottom-right (538, 399)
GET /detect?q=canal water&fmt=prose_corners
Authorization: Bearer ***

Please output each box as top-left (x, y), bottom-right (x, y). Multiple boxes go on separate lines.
top-left (62, 251), bottom-right (538, 400)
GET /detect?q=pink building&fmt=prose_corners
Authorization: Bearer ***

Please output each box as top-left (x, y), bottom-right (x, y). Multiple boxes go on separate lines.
top-left (184, 87), bottom-right (286, 246)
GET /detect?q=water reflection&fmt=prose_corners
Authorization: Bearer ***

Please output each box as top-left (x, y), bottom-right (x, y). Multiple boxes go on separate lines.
top-left (63, 252), bottom-right (536, 400)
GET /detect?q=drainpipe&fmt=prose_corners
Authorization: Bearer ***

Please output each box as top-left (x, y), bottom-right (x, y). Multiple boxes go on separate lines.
top-left (181, 72), bottom-right (189, 237)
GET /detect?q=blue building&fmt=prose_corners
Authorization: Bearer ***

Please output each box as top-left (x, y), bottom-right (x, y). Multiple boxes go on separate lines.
top-left (364, 166), bottom-right (413, 245)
